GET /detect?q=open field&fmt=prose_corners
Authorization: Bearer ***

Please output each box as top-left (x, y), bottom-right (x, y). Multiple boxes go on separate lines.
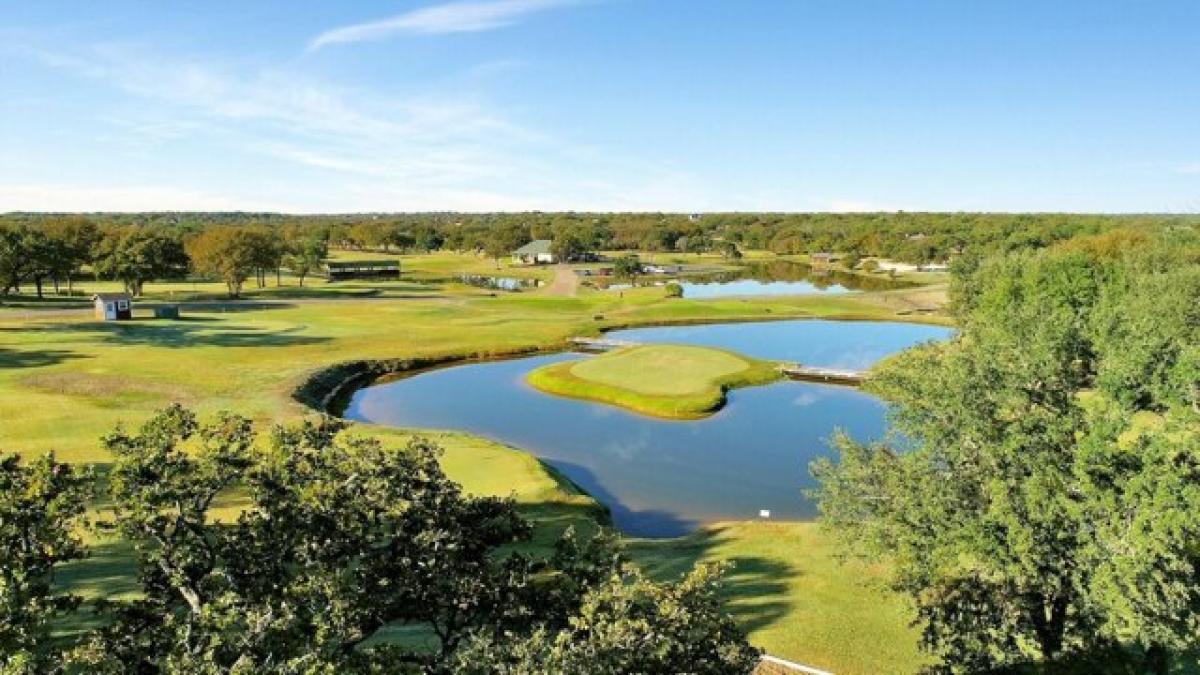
top-left (528, 343), bottom-right (781, 419)
top-left (0, 261), bottom-right (949, 670)
top-left (0, 250), bottom-right (560, 312)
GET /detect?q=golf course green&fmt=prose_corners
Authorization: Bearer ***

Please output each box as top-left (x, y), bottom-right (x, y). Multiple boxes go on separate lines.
top-left (526, 344), bottom-right (781, 418)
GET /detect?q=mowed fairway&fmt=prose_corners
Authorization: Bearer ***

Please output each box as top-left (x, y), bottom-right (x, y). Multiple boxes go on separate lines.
top-left (0, 278), bottom-right (944, 671)
top-left (529, 344), bottom-right (780, 418)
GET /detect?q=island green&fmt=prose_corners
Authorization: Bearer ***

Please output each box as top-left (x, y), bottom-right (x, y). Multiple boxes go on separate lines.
top-left (527, 344), bottom-right (781, 419)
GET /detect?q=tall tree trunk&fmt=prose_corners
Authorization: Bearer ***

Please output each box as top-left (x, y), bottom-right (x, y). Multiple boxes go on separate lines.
top-left (35, 277), bottom-right (44, 299)
top-left (1146, 643), bottom-right (1170, 675)
top-left (1030, 593), bottom-right (1068, 662)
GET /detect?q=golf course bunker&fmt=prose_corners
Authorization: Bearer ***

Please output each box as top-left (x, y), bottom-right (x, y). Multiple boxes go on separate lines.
top-left (345, 319), bottom-right (952, 537)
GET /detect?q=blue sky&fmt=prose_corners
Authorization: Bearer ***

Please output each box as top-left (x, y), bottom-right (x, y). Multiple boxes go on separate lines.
top-left (2, 1), bottom-right (1198, 213)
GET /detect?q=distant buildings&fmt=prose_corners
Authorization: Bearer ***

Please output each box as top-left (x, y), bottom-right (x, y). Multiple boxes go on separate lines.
top-left (324, 260), bottom-right (401, 281)
top-left (643, 263), bottom-right (683, 275)
top-left (513, 240), bottom-right (556, 264)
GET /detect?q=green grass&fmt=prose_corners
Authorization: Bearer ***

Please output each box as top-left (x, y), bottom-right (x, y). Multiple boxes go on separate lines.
top-left (527, 344), bottom-right (781, 419)
top-left (0, 269), bottom-right (950, 671)
top-left (630, 521), bottom-right (928, 675)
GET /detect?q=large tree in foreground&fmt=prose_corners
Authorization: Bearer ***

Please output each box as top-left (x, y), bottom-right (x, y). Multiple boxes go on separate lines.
top-left (812, 245), bottom-right (1200, 674)
top-left (0, 454), bottom-right (91, 672)
top-left (67, 406), bottom-right (757, 673)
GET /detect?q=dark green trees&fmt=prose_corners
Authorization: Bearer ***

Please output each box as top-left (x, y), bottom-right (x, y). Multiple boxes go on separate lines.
top-left (56, 406), bottom-right (756, 673)
top-left (0, 454), bottom-right (91, 672)
top-left (93, 227), bottom-right (188, 296)
top-left (812, 245), bottom-right (1200, 673)
top-left (613, 254), bottom-right (642, 285)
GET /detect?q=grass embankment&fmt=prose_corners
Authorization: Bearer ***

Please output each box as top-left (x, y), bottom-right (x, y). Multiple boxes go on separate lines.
top-left (631, 521), bottom-right (928, 675)
top-left (527, 344), bottom-right (781, 419)
top-left (1, 271), bottom-right (947, 671)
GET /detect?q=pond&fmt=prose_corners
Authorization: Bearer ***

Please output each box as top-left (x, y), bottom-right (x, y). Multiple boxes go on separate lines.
top-left (677, 278), bottom-right (854, 298)
top-left (605, 261), bottom-right (911, 298)
top-left (343, 320), bottom-right (952, 538)
top-left (457, 275), bottom-right (541, 291)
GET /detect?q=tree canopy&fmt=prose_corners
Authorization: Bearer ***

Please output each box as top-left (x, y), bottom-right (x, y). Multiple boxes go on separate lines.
top-left (812, 234), bottom-right (1200, 673)
top-left (0, 406), bottom-right (760, 673)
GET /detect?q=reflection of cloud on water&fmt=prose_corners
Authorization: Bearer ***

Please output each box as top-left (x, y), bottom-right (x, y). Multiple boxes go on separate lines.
top-left (601, 433), bottom-right (653, 462)
top-left (824, 345), bottom-right (885, 370)
top-left (792, 391), bottom-right (824, 407)
top-left (588, 405), bottom-right (616, 419)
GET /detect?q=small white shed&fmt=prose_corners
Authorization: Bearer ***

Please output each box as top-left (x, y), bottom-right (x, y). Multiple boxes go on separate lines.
top-left (92, 293), bottom-right (133, 321)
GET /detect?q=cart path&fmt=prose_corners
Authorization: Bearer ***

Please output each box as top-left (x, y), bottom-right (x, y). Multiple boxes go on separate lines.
top-left (544, 265), bottom-right (579, 297)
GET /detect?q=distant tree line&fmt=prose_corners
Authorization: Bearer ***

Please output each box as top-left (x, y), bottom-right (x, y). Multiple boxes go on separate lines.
top-left (2, 211), bottom-right (1197, 299)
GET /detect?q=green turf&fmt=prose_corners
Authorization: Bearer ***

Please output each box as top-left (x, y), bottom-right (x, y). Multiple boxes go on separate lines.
top-left (527, 344), bottom-right (781, 418)
top-left (630, 521), bottom-right (928, 675)
top-left (0, 257), bottom-right (951, 671)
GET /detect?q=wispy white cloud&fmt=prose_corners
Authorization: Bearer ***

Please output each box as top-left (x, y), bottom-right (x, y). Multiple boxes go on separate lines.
top-left (310, 0), bottom-right (580, 50)
top-left (1175, 163), bottom-right (1200, 175)
top-left (0, 183), bottom-right (281, 213)
top-left (7, 41), bottom-right (711, 213)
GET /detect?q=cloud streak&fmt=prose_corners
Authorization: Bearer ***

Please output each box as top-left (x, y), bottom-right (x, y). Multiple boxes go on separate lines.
top-left (7, 41), bottom-right (710, 213)
top-left (310, 0), bottom-right (580, 49)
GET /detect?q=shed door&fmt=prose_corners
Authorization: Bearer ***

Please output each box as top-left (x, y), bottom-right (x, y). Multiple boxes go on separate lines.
top-left (106, 303), bottom-right (116, 318)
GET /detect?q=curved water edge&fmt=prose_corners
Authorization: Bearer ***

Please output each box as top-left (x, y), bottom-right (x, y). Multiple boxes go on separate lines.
top-left (321, 319), bottom-right (952, 538)
top-left (293, 313), bottom-right (951, 414)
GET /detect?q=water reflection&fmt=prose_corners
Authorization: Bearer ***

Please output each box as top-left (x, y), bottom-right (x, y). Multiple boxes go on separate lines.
top-left (600, 260), bottom-right (912, 297)
top-left (345, 320), bottom-right (951, 537)
top-left (457, 275), bottom-right (541, 291)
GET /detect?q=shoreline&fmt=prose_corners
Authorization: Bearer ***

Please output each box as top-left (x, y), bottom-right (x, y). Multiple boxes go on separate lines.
top-left (298, 309), bottom-right (950, 418)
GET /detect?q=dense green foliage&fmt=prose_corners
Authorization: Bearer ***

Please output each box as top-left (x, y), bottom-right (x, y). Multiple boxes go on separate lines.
top-left (3, 211), bottom-right (1196, 300)
top-left (612, 254), bottom-right (642, 283)
top-left (453, 562), bottom-right (759, 674)
top-left (812, 229), bottom-right (1200, 673)
top-left (0, 454), bottom-right (91, 672)
top-left (3, 407), bottom-right (756, 673)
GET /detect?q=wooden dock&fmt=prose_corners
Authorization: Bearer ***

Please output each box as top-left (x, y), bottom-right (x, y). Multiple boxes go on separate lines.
top-left (778, 363), bottom-right (866, 385)
top-left (571, 337), bottom-right (641, 351)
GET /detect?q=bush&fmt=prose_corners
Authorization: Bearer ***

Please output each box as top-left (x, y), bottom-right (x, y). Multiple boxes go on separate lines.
top-left (664, 282), bottom-right (683, 298)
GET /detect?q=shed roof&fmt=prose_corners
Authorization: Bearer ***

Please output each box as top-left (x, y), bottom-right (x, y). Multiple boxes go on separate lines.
top-left (92, 293), bottom-right (132, 302)
top-left (513, 239), bottom-right (552, 256)
top-left (324, 260), bottom-right (400, 270)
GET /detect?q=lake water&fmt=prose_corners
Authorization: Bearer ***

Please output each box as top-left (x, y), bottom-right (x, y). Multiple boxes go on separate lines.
top-left (457, 275), bottom-right (540, 291)
top-left (605, 260), bottom-right (911, 298)
top-left (678, 278), bottom-right (853, 298)
top-left (608, 320), bottom-right (947, 369)
top-left (344, 320), bottom-right (951, 537)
